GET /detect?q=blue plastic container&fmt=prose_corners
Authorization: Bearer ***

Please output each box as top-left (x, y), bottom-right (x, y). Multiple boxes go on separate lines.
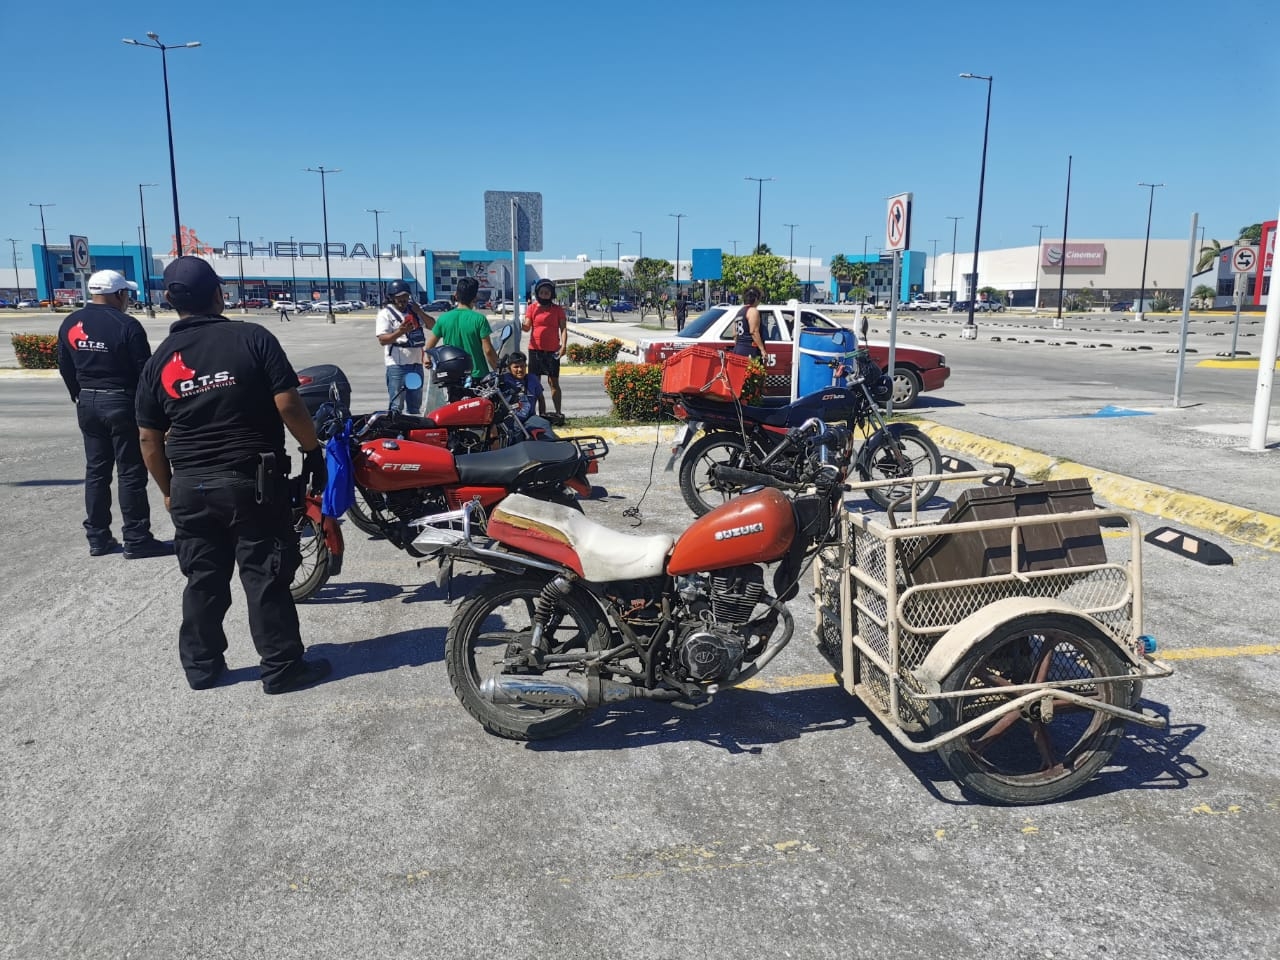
top-left (795, 327), bottom-right (858, 397)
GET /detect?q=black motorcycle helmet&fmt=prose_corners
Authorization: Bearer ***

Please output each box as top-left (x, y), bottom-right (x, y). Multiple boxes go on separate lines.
top-left (533, 278), bottom-right (555, 304)
top-left (386, 279), bottom-right (413, 303)
top-left (428, 345), bottom-right (471, 387)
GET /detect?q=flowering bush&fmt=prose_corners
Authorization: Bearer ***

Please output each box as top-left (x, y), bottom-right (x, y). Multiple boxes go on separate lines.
top-left (566, 338), bottom-right (623, 364)
top-left (603, 362), bottom-right (668, 421)
top-left (11, 333), bottom-right (59, 369)
top-left (603, 357), bottom-right (766, 421)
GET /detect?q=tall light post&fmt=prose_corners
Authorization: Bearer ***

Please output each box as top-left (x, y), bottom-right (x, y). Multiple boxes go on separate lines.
top-left (289, 235), bottom-right (297, 302)
top-left (744, 176), bottom-right (773, 252)
top-left (807, 243), bottom-right (814, 297)
top-left (960, 72), bottom-right (993, 328)
top-left (863, 235), bottom-right (871, 261)
top-left (228, 215), bottom-right (246, 312)
top-left (137, 183), bottom-right (157, 315)
top-left (366, 208), bottom-right (387, 295)
top-left (1057, 156), bottom-right (1074, 321)
top-left (1031, 223), bottom-right (1049, 310)
top-left (6, 238), bottom-right (21, 302)
top-left (784, 223), bottom-right (798, 275)
top-left (729, 240), bottom-right (739, 255)
top-left (614, 241), bottom-right (622, 270)
top-left (946, 216), bottom-right (963, 302)
top-left (393, 229), bottom-right (407, 262)
top-left (122, 33), bottom-right (200, 256)
top-left (928, 239), bottom-right (938, 299)
top-left (29, 203), bottom-right (54, 306)
top-left (669, 213), bottom-right (686, 298)
top-left (632, 230), bottom-right (643, 259)
top-left (1136, 182), bottom-right (1165, 318)
top-left (305, 165), bottom-right (341, 323)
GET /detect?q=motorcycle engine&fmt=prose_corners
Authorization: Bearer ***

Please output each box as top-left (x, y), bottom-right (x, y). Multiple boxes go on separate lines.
top-left (672, 565), bottom-right (764, 683)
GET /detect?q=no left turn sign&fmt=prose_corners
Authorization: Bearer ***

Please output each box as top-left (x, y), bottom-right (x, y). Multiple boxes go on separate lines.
top-left (1232, 246), bottom-right (1257, 273)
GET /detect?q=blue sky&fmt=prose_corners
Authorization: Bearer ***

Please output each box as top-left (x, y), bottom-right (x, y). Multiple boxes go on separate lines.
top-left (3, 0), bottom-right (1276, 265)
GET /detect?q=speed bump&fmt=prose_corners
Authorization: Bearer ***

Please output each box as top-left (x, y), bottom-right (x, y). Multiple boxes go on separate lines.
top-left (1144, 526), bottom-right (1233, 565)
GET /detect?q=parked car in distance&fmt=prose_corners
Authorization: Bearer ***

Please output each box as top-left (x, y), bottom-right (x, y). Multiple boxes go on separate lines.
top-left (980, 299), bottom-right (1005, 312)
top-left (620, 303), bottom-right (949, 408)
top-left (424, 299), bottom-right (453, 312)
top-left (610, 300), bottom-right (635, 312)
top-left (17, 299), bottom-right (40, 308)
top-left (244, 298), bottom-right (270, 309)
top-left (1110, 301), bottom-right (1132, 312)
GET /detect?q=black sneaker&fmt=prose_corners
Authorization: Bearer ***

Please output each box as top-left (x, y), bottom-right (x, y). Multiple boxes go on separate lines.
top-left (89, 538), bottom-right (121, 557)
top-left (262, 657), bottom-right (332, 695)
top-left (123, 538), bottom-right (175, 560)
top-left (188, 661), bottom-right (228, 690)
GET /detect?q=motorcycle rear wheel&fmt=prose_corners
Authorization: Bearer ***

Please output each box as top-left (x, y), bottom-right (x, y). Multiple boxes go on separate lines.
top-left (860, 426), bottom-right (942, 510)
top-left (446, 574), bottom-right (610, 740)
top-left (678, 432), bottom-right (750, 517)
top-left (290, 514), bottom-right (330, 602)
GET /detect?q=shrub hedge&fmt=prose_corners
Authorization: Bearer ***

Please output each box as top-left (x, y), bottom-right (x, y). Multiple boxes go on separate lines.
top-left (11, 333), bottom-right (59, 369)
top-left (603, 357), bottom-right (766, 422)
top-left (566, 338), bottom-right (623, 364)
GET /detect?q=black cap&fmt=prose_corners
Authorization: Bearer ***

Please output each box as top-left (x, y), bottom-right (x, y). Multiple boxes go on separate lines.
top-left (163, 256), bottom-right (223, 307)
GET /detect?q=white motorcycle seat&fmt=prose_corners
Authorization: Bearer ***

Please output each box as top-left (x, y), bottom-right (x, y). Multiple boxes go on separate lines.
top-left (489, 494), bottom-right (674, 581)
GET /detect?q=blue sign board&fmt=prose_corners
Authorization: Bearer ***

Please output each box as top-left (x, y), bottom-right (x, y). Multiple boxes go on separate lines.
top-left (691, 248), bottom-right (722, 281)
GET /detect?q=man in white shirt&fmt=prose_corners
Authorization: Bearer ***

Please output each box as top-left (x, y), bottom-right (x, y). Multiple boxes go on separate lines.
top-left (374, 279), bottom-right (434, 413)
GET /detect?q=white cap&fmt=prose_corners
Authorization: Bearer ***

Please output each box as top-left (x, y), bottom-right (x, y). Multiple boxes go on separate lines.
top-left (87, 270), bottom-right (139, 295)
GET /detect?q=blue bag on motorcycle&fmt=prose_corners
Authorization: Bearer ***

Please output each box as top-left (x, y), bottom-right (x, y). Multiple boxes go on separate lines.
top-left (322, 419), bottom-right (356, 517)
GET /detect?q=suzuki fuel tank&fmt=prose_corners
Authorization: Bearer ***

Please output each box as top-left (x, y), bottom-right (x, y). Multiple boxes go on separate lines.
top-left (355, 438), bottom-right (460, 491)
top-left (667, 487), bottom-right (796, 576)
top-left (430, 396), bottom-right (494, 428)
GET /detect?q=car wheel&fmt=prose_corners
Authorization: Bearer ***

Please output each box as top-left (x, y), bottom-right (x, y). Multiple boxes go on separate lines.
top-left (892, 367), bottom-right (921, 408)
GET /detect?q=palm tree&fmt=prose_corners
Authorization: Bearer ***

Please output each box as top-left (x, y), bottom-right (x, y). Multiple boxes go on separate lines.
top-left (849, 260), bottom-right (869, 288)
top-left (1196, 239), bottom-right (1223, 273)
top-left (1192, 284), bottom-right (1217, 309)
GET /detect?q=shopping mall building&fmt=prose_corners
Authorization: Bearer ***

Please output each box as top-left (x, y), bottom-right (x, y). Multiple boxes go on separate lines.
top-left (9, 220), bottom-right (1272, 309)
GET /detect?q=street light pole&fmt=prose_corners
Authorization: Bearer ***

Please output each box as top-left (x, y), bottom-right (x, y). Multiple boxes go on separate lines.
top-left (1031, 223), bottom-right (1048, 310)
top-left (946, 216), bottom-right (962, 302)
top-left (6, 238), bottom-right (21, 302)
top-left (123, 34), bottom-right (200, 256)
top-left (744, 176), bottom-right (773, 252)
top-left (784, 223), bottom-right (798, 275)
top-left (807, 243), bottom-right (814, 296)
top-left (1136, 182), bottom-right (1165, 319)
top-left (614, 241), bottom-right (622, 271)
top-left (960, 72), bottom-right (993, 328)
top-left (669, 213), bottom-right (686, 298)
top-left (228, 215), bottom-right (246, 312)
top-left (29, 203), bottom-right (54, 306)
top-left (137, 183), bottom-right (157, 316)
top-left (632, 230), bottom-right (643, 260)
top-left (289, 235), bottom-right (297, 302)
top-left (730, 240), bottom-right (739, 255)
top-left (305, 165), bottom-right (341, 323)
top-left (1057, 156), bottom-right (1074, 321)
top-left (367, 208), bottom-right (387, 294)
top-left (928, 239), bottom-right (938, 299)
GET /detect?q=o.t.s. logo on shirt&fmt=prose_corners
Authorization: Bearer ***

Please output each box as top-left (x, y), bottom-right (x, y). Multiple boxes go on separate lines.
top-left (66, 321), bottom-right (106, 352)
top-left (161, 351), bottom-right (237, 399)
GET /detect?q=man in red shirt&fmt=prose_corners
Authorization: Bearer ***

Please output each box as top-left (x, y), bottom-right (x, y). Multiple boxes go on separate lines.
top-left (521, 278), bottom-right (567, 423)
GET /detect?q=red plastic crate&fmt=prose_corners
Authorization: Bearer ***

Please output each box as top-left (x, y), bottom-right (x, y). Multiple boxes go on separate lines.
top-left (661, 345), bottom-right (750, 401)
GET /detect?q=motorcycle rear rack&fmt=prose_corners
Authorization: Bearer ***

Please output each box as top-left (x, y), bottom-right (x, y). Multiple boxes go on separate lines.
top-left (564, 434), bottom-right (609, 463)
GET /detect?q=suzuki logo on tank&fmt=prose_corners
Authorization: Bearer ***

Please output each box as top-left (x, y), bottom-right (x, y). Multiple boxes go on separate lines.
top-left (1041, 243), bottom-right (1107, 268)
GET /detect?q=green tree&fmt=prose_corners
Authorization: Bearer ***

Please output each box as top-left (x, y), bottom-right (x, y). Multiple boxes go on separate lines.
top-left (1192, 284), bottom-right (1217, 309)
top-left (850, 285), bottom-right (870, 305)
top-left (580, 266), bottom-right (624, 320)
top-left (630, 257), bottom-right (674, 327)
top-left (720, 253), bottom-right (798, 303)
top-left (1196, 239), bottom-right (1223, 273)
top-left (978, 285), bottom-right (1003, 304)
top-left (753, 243), bottom-right (772, 256)
top-left (829, 254), bottom-right (852, 301)
top-left (1239, 223), bottom-right (1263, 243)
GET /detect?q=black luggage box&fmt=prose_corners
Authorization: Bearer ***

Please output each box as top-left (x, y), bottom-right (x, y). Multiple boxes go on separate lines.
top-left (900, 478), bottom-right (1107, 585)
top-left (297, 364), bottom-right (351, 417)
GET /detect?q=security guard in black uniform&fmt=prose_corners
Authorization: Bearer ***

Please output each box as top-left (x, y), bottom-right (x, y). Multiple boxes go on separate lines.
top-left (136, 257), bottom-right (331, 694)
top-left (57, 269), bottom-right (172, 558)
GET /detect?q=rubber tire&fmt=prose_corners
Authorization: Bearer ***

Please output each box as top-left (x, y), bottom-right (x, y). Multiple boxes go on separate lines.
top-left (290, 514), bottom-right (331, 602)
top-left (445, 574), bottom-right (610, 741)
top-left (929, 613), bottom-right (1134, 805)
top-left (346, 487), bottom-right (387, 538)
top-left (859, 426), bottom-right (942, 510)
top-left (678, 432), bottom-right (750, 517)
top-left (892, 367), bottom-right (921, 409)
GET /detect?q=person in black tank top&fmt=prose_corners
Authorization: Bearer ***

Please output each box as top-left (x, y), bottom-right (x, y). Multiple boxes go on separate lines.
top-left (732, 286), bottom-right (766, 358)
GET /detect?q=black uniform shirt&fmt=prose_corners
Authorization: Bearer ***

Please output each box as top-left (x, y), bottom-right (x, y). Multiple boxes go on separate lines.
top-left (57, 303), bottom-right (153, 401)
top-left (135, 315), bottom-right (300, 473)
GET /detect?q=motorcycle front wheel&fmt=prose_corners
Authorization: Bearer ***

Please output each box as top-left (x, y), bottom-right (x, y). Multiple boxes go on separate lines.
top-left (346, 487), bottom-right (387, 538)
top-left (678, 432), bottom-right (750, 517)
top-left (445, 574), bottom-right (610, 741)
top-left (859, 426), bottom-right (942, 510)
top-left (290, 513), bottom-right (330, 602)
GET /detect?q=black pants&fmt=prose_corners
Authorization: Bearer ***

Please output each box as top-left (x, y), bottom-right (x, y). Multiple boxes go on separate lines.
top-left (169, 471), bottom-right (303, 687)
top-left (76, 390), bottom-right (152, 548)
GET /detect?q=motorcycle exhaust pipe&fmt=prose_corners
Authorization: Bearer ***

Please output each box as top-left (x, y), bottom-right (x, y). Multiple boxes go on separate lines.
top-left (481, 674), bottom-right (651, 708)
top-left (712, 465), bottom-right (787, 490)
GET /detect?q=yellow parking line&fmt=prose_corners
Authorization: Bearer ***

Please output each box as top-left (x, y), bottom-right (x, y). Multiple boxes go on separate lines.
top-left (1196, 358), bottom-right (1280, 370)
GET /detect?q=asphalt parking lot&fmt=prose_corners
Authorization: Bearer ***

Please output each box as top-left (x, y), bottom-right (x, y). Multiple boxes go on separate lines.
top-left (2, 310), bottom-right (1279, 959)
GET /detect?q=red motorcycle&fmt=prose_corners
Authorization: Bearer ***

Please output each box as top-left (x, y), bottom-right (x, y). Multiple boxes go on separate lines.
top-left (429, 418), bottom-right (848, 740)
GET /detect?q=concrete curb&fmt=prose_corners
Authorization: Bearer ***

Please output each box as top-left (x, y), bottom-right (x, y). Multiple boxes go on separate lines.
top-left (585, 421), bottom-right (1280, 552)
top-left (0, 368), bottom-right (59, 378)
top-left (914, 422), bottom-right (1280, 552)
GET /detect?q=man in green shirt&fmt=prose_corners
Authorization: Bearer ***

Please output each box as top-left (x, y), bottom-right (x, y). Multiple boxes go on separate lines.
top-left (425, 277), bottom-right (498, 380)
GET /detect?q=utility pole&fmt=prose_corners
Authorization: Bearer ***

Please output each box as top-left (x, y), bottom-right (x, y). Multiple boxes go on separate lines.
top-left (138, 183), bottom-right (157, 316)
top-left (946, 216), bottom-right (962, 302)
top-left (305, 165), bottom-right (341, 323)
top-left (6, 238), bottom-right (20, 302)
top-left (784, 223), bottom-right (798, 274)
top-left (367, 208), bottom-right (387, 294)
top-left (29, 202), bottom-right (54, 307)
top-left (1032, 223), bottom-right (1049, 310)
top-left (744, 176), bottom-right (773, 252)
top-left (228, 215), bottom-right (246, 312)
top-left (1136, 181), bottom-right (1165, 319)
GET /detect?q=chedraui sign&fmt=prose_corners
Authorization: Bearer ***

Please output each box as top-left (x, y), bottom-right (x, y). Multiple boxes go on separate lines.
top-left (1041, 242), bottom-right (1106, 268)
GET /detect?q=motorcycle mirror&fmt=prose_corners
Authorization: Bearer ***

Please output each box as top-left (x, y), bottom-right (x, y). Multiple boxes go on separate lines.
top-left (499, 323), bottom-right (514, 345)
top-left (404, 371), bottom-right (424, 391)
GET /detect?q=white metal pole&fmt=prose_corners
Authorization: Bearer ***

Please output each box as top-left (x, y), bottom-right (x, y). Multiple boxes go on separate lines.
top-left (510, 198), bottom-right (521, 353)
top-left (1248, 205), bottom-right (1280, 451)
top-left (1173, 212), bottom-right (1197, 408)
top-left (886, 250), bottom-right (902, 415)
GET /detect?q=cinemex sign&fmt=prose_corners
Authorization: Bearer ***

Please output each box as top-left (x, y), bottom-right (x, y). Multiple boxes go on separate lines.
top-left (1041, 243), bottom-right (1107, 268)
